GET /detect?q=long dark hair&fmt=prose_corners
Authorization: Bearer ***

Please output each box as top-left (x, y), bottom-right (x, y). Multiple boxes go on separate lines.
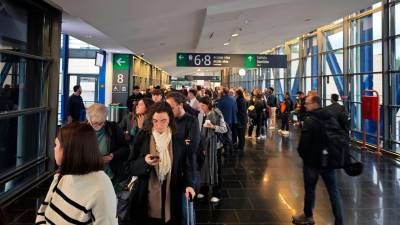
top-left (57, 123), bottom-right (103, 175)
top-left (144, 102), bottom-right (176, 133)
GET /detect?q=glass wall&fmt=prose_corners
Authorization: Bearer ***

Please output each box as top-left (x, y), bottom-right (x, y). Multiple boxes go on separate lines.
top-left (58, 35), bottom-right (101, 124)
top-left (348, 10), bottom-right (383, 144)
top-left (389, 1), bottom-right (400, 151)
top-left (0, 0), bottom-right (61, 203)
top-left (225, 1), bottom-right (400, 154)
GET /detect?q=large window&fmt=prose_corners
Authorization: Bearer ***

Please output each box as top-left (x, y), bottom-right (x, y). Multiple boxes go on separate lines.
top-left (224, 1), bottom-right (400, 154)
top-left (288, 44), bottom-right (300, 100)
top-left (0, 0), bottom-right (60, 203)
top-left (348, 10), bottom-right (383, 145)
top-left (389, 1), bottom-right (400, 152)
top-left (302, 36), bottom-right (318, 94)
top-left (322, 27), bottom-right (344, 106)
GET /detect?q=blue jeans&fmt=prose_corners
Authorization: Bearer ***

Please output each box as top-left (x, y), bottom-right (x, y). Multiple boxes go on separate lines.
top-left (303, 166), bottom-right (344, 225)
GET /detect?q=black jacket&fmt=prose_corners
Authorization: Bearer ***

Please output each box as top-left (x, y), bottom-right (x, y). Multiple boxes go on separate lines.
top-left (175, 113), bottom-right (200, 186)
top-left (104, 121), bottom-right (130, 182)
top-left (236, 96), bottom-right (248, 128)
top-left (127, 130), bottom-right (195, 224)
top-left (297, 108), bottom-right (332, 168)
top-left (126, 93), bottom-right (144, 112)
top-left (326, 102), bottom-right (349, 132)
top-left (67, 95), bottom-right (85, 121)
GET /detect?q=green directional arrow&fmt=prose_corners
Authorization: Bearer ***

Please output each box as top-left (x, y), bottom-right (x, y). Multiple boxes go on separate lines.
top-left (113, 54), bottom-right (130, 70)
top-left (244, 54), bottom-right (257, 68)
top-left (176, 53), bottom-right (188, 67)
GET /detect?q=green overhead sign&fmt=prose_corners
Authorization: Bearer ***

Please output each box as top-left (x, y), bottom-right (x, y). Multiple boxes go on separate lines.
top-left (113, 54), bottom-right (130, 70)
top-left (176, 53), bottom-right (287, 68)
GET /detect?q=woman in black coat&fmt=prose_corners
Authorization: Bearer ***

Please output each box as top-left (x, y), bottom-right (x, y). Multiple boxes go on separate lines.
top-left (235, 89), bottom-right (248, 152)
top-left (127, 102), bottom-right (195, 225)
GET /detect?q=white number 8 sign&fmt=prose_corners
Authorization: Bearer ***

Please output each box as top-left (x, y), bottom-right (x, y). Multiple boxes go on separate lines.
top-left (117, 74), bottom-right (124, 84)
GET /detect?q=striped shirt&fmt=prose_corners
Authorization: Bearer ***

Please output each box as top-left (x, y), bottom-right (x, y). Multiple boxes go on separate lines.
top-left (35, 171), bottom-right (118, 225)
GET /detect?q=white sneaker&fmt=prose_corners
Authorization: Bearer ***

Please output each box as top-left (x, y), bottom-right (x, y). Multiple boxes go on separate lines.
top-left (197, 193), bottom-right (205, 199)
top-left (256, 136), bottom-right (262, 140)
top-left (261, 135), bottom-right (266, 139)
top-left (210, 197), bottom-right (220, 203)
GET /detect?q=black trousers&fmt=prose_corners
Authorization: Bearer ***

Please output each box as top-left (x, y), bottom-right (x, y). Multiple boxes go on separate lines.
top-left (236, 126), bottom-right (246, 150)
top-left (281, 115), bottom-right (289, 131)
top-left (248, 113), bottom-right (265, 137)
top-left (229, 123), bottom-right (237, 145)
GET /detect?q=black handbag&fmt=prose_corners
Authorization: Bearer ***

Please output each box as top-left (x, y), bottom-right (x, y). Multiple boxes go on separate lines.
top-left (343, 153), bottom-right (364, 176)
top-left (116, 176), bottom-right (138, 223)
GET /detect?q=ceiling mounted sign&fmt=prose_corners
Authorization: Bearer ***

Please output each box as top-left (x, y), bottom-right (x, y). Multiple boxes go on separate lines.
top-left (176, 53), bottom-right (287, 68)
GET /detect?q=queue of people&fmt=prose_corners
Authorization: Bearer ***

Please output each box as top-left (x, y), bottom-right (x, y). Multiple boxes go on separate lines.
top-left (37, 83), bottom-right (349, 225)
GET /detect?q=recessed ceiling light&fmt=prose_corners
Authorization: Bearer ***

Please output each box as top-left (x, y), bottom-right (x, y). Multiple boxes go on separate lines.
top-left (232, 33), bottom-right (239, 37)
top-left (224, 42), bottom-right (230, 46)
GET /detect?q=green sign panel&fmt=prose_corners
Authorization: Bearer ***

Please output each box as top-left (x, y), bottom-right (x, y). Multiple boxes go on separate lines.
top-left (113, 54), bottom-right (130, 70)
top-left (176, 53), bottom-right (287, 68)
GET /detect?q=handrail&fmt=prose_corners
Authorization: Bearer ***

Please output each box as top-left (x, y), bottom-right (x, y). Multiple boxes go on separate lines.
top-left (0, 107), bottom-right (49, 119)
top-left (0, 157), bottom-right (48, 185)
top-left (0, 49), bottom-right (51, 61)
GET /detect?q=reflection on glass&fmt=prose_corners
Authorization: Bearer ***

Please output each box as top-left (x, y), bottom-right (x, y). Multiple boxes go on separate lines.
top-left (0, 112), bottom-right (46, 175)
top-left (0, 55), bottom-right (46, 113)
top-left (0, 163), bottom-right (45, 197)
top-left (0, 0), bottom-right (28, 51)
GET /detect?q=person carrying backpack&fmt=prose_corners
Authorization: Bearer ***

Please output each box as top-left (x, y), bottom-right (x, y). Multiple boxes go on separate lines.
top-left (293, 95), bottom-right (344, 225)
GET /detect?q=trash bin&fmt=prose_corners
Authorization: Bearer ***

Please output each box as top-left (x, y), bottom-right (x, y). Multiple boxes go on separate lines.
top-left (108, 103), bottom-right (127, 123)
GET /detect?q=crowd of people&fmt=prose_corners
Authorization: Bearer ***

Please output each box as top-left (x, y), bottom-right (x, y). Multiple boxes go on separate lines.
top-left (34, 84), bottom-right (349, 225)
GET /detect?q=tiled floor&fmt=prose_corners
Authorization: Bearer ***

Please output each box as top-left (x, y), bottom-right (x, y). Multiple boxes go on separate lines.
top-left (4, 127), bottom-right (400, 225)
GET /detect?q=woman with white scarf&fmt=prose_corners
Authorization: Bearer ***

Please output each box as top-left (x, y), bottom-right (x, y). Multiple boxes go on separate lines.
top-left (127, 102), bottom-right (195, 225)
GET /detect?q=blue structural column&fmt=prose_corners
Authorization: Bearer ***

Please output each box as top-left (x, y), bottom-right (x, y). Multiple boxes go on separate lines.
top-left (61, 34), bottom-right (69, 123)
top-left (98, 52), bottom-right (106, 104)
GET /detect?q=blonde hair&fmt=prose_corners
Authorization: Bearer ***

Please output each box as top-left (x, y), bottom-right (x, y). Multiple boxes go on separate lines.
top-left (86, 103), bottom-right (108, 123)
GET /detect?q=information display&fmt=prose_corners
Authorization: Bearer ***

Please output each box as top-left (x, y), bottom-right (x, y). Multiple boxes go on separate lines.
top-left (176, 53), bottom-right (287, 68)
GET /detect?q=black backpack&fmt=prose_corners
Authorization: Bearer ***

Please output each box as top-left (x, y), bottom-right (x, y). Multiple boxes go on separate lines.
top-left (214, 109), bottom-right (233, 150)
top-left (310, 116), bottom-right (350, 169)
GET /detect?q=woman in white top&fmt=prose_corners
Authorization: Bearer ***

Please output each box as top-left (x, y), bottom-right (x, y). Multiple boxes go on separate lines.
top-left (36, 123), bottom-right (118, 225)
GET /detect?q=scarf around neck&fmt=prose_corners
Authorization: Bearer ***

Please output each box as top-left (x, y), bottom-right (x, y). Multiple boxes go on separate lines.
top-left (152, 128), bottom-right (172, 182)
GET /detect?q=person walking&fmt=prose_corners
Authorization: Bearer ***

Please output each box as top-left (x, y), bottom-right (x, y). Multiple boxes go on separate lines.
top-left (292, 95), bottom-right (344, 225)
top-left (66, 85), bottom-right (85, 123)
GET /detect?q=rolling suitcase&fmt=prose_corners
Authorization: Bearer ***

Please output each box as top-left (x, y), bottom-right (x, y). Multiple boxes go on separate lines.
top-left (185, 195), bottom-right (195, 225)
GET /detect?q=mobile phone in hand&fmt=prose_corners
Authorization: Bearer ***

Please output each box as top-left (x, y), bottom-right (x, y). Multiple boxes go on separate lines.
top-left (150, 155), bottom-right (160, 160)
